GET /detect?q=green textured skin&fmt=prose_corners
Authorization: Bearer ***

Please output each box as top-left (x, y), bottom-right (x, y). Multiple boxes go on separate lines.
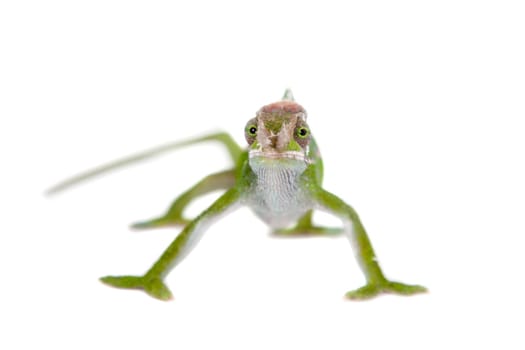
top-left (49, 90), bottom-right (427, 301)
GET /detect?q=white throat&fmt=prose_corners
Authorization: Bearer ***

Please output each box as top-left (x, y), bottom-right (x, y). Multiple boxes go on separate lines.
top-left (246, 159), bottom-right (311, 228)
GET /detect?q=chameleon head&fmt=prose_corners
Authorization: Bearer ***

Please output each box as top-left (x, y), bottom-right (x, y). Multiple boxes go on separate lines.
top-left (245, 100), bottom-right (311, 172)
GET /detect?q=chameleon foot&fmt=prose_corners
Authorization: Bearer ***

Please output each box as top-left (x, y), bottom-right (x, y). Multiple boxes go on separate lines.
top-left (272, 211), bottom-right (343, 237)
top-left (345, 281), bottom-right (427, 300)
top-left (130, 216), bottom-right (190, 230)
top-left (100, 275), bottom-right (173, 300)
top-left (273, 226), bottom-right (343, 237)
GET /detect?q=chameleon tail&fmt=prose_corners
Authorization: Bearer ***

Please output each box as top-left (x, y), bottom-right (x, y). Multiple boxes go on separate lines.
top-left (46, 132), bottom-right (242, 195)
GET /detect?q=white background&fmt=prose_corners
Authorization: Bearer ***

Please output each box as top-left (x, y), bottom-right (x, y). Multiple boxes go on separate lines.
top-left (1, 1), bottom-right (524, 349)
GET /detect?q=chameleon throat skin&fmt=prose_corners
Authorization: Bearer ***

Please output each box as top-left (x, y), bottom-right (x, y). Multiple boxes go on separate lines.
top-left (246, 156), bottom-right (311, 228)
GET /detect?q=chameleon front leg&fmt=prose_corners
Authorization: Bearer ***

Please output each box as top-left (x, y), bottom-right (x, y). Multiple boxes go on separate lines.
top-left (272, 210), bottom-right (342, 237)
top-left (313, 189), bottom-right (427, 299)
top-left (101, 188), bottom-right (241, 300)
top-left (131, 169), bottom-right (236, 229)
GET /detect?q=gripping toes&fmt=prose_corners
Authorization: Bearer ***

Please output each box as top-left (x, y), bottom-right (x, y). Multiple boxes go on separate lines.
top-left (100, 275), bottom-right (173, 301)
top-left (345, 281), bottom-right (427, 300)
top-left (130, 216), bottom-right (190, 230)
top-left (273, 226), bottom-right (343, 237)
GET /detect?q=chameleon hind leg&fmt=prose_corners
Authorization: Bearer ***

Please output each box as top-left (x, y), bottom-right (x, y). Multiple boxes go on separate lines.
top-left (131, 169), bottom-right (236, 230)
top-left (273, 210), bottom-right (343, 237)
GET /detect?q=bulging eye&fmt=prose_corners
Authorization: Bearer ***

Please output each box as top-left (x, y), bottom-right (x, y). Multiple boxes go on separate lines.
top-left (297, 127), bottom-right (309, 138)
top-left (244, 118), bottom-right (258, 145)
top-left (294, 123), bottom-right (310, 148)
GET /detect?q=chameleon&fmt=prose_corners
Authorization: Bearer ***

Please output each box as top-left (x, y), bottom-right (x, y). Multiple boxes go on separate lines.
top-left (48, 89), bottom-right (427, 301)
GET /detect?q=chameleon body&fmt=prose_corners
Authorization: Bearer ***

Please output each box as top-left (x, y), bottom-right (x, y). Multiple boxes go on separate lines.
top-left (49, 90), bottom-right (426, 300)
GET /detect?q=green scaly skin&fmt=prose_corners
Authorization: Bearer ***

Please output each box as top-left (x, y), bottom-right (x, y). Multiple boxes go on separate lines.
top-left (49, 89), bottom-right (427, 301)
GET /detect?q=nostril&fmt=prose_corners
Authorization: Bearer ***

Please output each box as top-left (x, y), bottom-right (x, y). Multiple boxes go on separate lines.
top-left (269, 135), bottom-right (278, 147)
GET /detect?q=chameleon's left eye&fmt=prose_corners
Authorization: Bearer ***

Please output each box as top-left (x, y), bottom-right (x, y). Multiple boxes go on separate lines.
top-left (294, 123), bottom-right (310, 148)
top-left (296, 127), bottom-right (309, 138)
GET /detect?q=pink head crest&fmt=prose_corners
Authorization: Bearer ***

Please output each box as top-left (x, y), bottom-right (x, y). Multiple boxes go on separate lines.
top-left (259, 101), bottom-right (305, 115)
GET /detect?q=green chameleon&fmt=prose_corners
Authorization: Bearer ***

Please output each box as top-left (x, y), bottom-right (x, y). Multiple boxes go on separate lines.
top-left (48, 90), bottom-right (427, 301)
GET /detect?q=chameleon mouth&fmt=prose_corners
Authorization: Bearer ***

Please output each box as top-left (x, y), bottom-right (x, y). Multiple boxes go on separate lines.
top-left (248, 150), bottom-right (310, 163)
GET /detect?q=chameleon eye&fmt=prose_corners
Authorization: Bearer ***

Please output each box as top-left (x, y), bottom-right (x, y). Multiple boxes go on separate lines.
top-left (297, 127), bottom-right (309, 138)
top-left (294, 124), bottom-right (310, 148)
top-left (244, 118), bottom-right (258, 145)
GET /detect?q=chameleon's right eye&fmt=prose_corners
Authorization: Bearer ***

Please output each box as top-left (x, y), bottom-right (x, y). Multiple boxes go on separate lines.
top-left (244, 118), bottom-right (258, 145)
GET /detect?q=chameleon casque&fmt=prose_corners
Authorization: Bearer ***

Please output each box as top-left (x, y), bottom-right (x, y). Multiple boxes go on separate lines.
top-left (49, 90), bottom-right (427, 301)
